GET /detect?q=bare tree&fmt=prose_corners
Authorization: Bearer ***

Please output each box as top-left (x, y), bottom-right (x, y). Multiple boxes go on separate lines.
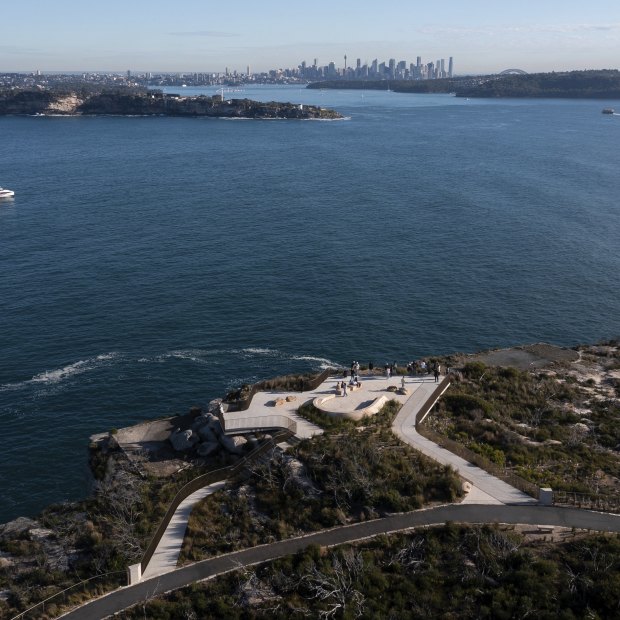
top-left (300, 549), bottom-right (366, 619)
top-left (389, 536), bottom-right (426, 572)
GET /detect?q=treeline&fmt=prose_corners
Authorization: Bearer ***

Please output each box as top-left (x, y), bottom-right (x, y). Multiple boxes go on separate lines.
top-left (0, 84), bottom-right (150, 97)
top-left (457, 70), bottom-right (620, 99)
top-left (308, 70), bottom-right (620, 99)
top-left (307, 77), bottom-right (479, 93)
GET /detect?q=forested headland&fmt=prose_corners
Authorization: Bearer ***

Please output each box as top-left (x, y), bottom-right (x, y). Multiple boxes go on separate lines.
top-left (308, 70), bottom-right (620, 99)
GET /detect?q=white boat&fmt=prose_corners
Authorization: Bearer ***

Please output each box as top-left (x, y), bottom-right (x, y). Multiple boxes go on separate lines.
top-left (0, 187), bottom-right (15, 198)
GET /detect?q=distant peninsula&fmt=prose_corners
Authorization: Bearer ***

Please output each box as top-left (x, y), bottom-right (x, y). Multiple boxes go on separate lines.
top-left (0, 88), bottom-right (342, 119)
top-left (308, 70), bottom-right (620, 99)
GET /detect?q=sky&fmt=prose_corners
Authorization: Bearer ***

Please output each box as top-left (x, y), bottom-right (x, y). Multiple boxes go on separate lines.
top-left (2, 0), bottom-right (619, 74)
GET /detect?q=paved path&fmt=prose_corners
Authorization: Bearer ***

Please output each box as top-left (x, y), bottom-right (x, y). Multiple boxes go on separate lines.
top-left (141, 481), bottom-right (226, 580)
top-left (392, 380), bottom-right (537, 505)
top-left (60, 504), bottom-right (620, 620)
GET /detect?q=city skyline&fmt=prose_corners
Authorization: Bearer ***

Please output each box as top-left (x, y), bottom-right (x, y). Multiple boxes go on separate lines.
top-left (1, 0), bottom-right (619, 74)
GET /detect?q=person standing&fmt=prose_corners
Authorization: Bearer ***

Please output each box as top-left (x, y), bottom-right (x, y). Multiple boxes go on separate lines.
top-left (343, 381), bottom-right (348, 396)
top-left (434, 363), bottom-right (440, 382)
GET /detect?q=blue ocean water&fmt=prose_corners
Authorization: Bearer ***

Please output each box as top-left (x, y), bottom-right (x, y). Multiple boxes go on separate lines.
top-left (0, 86), bottom-right (619, 522)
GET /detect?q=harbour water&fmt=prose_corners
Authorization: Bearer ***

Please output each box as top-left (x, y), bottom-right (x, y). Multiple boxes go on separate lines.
top-left (0, 86), bottom-right (619, 522)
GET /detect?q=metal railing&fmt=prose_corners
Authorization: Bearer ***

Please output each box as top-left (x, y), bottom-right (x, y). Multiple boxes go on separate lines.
top-left (140, 429), bottom-right (291, 575)
top-left (10, 570), bottom-right (125, 620)
top-left (553, 491), bottom-right (620, 513)
top-left (221, 415), bottom-right (297, 435)
top-left (414, 375), bottom-right (540, 500)
top-left (414, 376), bottom-right (452, 425)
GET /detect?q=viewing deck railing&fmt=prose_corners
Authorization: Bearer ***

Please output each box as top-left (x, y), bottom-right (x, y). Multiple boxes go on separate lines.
top-left (221, 414), bottom-right (297, 435)
top-left (415, 375), bottom-right (541, 501)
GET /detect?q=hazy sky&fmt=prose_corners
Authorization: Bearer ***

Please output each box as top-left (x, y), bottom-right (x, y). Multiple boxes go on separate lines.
top-left (2, 0), bottom-right (619, 74)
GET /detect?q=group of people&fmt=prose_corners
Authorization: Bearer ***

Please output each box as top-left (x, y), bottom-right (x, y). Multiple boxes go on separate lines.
top-left (406, 360), bottom-right (442, 382)
top-left (337, 377), bottom-right (361, 396)
top-left (340, 359), bottom-right (444, 389)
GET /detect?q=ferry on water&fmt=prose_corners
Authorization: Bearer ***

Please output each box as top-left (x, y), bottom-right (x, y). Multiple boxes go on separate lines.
top-left (602, 108), bottom-right (615, 115)
top-left (0, 187), bottom-right (15, 198)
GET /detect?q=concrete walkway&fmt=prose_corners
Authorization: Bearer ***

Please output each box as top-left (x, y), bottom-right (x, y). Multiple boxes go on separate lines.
top-left (392, 380), bottom-right (537, 505)
top-left (141, 481), bottom-right (226, 580)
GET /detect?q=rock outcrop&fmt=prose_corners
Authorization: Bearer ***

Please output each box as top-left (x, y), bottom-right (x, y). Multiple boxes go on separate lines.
top-left (219, 435), bottom-right (248, 455)
top-left (169, 428), bottom-right (200, 452)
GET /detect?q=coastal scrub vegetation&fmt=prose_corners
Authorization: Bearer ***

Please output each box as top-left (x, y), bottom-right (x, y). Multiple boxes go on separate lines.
top-left (426, 343), bottom-right (620, 505)
top-left (123, 526), bottom-right (620, 619)
top-left (179, 400), bottom-right (461, 564)
top-left (0, 436), bottom-right (232, 618)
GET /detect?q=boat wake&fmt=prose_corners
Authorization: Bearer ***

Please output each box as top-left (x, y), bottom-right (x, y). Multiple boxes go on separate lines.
top-left (0, 348), bottom-right (340, 394)
top-left (0, 353), bottom-right (120, 392)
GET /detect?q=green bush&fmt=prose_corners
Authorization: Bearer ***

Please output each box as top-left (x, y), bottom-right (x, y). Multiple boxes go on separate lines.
top-left (443, 393), bottom-right (492, 417)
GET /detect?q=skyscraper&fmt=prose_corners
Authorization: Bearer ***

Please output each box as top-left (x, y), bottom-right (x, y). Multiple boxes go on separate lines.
top-left (448, 57), bottom-right (454, 78)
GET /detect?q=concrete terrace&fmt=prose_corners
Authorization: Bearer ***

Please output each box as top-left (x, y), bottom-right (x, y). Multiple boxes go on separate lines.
top-left (222, 373), bottom-right (430, 437)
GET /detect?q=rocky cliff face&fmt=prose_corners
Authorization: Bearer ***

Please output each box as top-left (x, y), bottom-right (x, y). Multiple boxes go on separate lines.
top-left (0, 90), bottom-right (343, 119)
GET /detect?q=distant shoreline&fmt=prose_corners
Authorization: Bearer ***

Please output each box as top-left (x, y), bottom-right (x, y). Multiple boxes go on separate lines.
top-left (0, 89), bottom-right (343, 120)
top-left (307, 70), bottom-right (620, 100)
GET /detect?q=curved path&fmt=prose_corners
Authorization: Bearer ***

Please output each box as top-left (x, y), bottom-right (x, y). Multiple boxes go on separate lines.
top-left (60, 504), bottom-right (620, 619)
top-left (391, 380), bottom-right (537, 505)
top-left (141, 481), bottom-right (226, 580)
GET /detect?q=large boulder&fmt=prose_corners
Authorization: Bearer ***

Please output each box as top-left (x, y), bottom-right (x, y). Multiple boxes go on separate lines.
top-left (208, 398), bottom-right (224, 414)
top-left (169, 428), bottom-right (199, 452)
top-left (192, 413), bottom-right (216, 431)
top-left (197, 424), bottom-right (218, 442)
top-left (219, 435), bottom-right (248, 455)
top-left (197, 441), bottom-right (220, 457)
top-left (208, 417), bottom-right (224, 437)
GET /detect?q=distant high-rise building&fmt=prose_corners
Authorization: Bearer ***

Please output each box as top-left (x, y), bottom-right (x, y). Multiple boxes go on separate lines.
top-left (388, 58), bottom-right (396, 78)
top-left (448, 57), bottom-right (454, 78)
top-left (247, 65), bottom-right (251, 76)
